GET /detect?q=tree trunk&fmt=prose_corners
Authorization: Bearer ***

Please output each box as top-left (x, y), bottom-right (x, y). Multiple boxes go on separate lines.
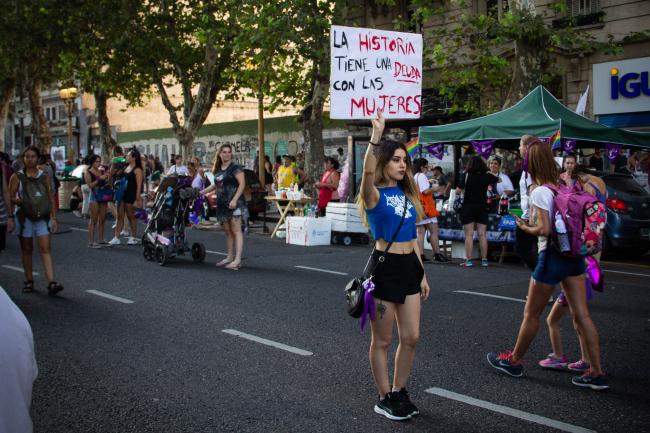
top-left (502, 5), bottom-right (545, 108)
top-left (94, 87), bottom-right (113, 160)
top-left (0, 78), bottom-right (16, 153)
top-left (302, 76), bottom-right (327, 197)
top-left (27, 78), bottom-right (52, 152)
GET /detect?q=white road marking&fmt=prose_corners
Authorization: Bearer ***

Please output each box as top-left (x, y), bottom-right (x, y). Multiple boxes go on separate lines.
top-left (86, 290), bottom-right (134, 304)
top-left (2, 265), bottom-right (39, 276)
top-left (69, 227), bottom-right (88, 232)
top-left (454, 290), bottom-right (526, 303)
top-left (294, 265), bottom-right (348, 276)
top-left (222, 329), bottom-right (313, 356)
top-left (602, 269), bottom-right (650, 278)
top-left (206, 250), bottom-right (228, 256)
top-left (425, 387), bottom-right (596, 433)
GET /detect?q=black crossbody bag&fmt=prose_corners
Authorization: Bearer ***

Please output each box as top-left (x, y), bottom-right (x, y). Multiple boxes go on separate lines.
top-left (345, 199), bottom-right (408, 318)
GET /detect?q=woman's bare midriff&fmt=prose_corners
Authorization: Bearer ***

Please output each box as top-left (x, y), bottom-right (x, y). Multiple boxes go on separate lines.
top-left (375, 239), bottom-right (415, 254)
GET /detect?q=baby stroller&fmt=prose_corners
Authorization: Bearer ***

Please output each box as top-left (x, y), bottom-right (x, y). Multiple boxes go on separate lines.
top-left (142, 176), bottom-right (206, 266)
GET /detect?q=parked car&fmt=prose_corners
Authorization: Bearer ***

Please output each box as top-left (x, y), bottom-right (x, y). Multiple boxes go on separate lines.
top-left (599, 173), bottom-right (650, 256)
top-left (204, 169), bottom-right (267, 221)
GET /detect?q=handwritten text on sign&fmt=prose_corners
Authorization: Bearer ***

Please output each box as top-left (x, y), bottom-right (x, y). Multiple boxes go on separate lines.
top-left (329, 25), bottom-right (423, 119)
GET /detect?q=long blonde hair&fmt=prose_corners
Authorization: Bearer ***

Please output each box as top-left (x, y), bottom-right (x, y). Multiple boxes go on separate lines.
top-left (212, 144), bottom-right (232, 173)
top-left (357, 140), bottom-right (424, 226)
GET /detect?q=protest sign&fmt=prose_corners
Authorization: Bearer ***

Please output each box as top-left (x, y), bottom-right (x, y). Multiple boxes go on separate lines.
top-left (329, 25), bottom-right (422, 119)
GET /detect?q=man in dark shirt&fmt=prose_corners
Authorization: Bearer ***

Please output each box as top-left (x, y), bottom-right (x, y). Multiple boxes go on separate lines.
top-left (589, 148), bottom-right (604, 172)
top-left (431, 166), bottom-right (450, 199)
top-left (610, 148), bottom-right (629, 174)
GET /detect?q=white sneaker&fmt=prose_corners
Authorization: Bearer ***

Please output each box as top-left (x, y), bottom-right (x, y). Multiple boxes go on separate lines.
top-left (121, 229), bottom-right (130, 237)
top-left (108, 237), bottom-right (121, 246)
top-left (127, 237), bottom-right (138, 245)
top-left (112, 223), bottom-right (117, 229)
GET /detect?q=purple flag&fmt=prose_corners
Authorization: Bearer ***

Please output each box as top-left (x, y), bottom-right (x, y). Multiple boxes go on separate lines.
top-left (563, 139), bottom-right (576, 154)
top-left (606, 143), bottom-right (621, 161)
top-left (471, 140), bottom-right (496, 159)
top-left (425, 143), bottom-right (445, 160)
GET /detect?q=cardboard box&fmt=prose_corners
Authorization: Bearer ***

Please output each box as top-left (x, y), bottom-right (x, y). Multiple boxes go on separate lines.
top-left (286, 217), bottom-right (332, 246)
top-left (325, 202), bottom-right (369, 234)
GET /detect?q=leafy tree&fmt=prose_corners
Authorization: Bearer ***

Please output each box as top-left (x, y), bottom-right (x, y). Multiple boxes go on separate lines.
top-left (0, 2), bottom-right (20, 153)
top-left (389, 0), bottom-right (629, 115)
top-left (59, 0), bottom-right (143, 159)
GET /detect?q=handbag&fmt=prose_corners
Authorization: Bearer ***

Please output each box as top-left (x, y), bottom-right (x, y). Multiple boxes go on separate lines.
top-left (345, 198), bottom-right (408, 318)
top-left (94, 185), bottom-right (115, 203)
top-left (453, 173), bottom-right (468, 213)
top-left (419, 192), bottom-right (439, 218)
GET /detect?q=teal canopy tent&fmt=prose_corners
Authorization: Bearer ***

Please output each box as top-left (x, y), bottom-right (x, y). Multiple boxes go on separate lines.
top-left (418, 86), bottom-right (650, 149)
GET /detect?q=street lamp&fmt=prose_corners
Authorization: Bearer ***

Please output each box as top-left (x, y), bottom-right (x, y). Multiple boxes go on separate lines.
top-left (59, 86), bottom-right (78, 164)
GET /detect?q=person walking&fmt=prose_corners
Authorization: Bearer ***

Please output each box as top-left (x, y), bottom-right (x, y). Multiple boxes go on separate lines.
top-left (456, 156), bottom-right (497, 267)
top-left (8, 146), bottom-right (64, 295)
top-left (0, 160), bottom-right (14, 252)
top-left (315, 157), bottom-right (340, 216)
top-left (84, 155), bottom-right (110, 248)
top-left (166, 154), bottom-right (188, 176)
top-left (487, 139), bottom-right (608, 390)
top-left (358, 110), bottom-right (430, 421)
top-left (413, 158), bottom-right (449, 263)
top-left (200, 144), bottom-right (247, 270)
top-left (109, 148), bottom-right (143, 246)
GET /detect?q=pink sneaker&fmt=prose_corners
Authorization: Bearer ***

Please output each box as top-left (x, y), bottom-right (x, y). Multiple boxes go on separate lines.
top-left (538, 353), bottom-right (568, 370)
top-left (568, 359), bottom-right (590, 372)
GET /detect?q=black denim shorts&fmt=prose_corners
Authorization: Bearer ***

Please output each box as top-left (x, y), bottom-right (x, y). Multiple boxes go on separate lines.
top-left (369, 250), bottom-right (423, 304)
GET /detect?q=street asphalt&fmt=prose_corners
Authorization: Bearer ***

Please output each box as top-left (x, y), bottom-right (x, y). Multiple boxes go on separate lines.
top-left (1, 213), bottom-right (649, 433)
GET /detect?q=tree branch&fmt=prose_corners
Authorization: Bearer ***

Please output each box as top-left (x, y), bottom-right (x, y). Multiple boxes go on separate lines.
top-left (155, 78), bottom-right (182, 133)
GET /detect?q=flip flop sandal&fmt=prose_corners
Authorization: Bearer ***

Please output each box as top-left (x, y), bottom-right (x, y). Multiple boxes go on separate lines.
top-left (47, 281), bottom-right (64, 296)
top-left (23, 280), bottom-right (35, 293)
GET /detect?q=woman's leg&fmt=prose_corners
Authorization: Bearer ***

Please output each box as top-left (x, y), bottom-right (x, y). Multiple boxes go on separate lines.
top-left (114, 203), bottom-right (125, 238)
top-left (476, 223), bottom-right (488, 260)
top-left (546, 301), bottom-right (568, 356)
top-left (88, 202), bottom-right (98, 244)
top-left (428, 222), bottom-right (441, 254)
top-left (512, 278), bottom-right (556, 362)
top-left (416, 225), bottom-right (426, 256)
top-left (369, 299), bottom-right (397, 397)
top-left (562, 275), bottom-right (603, 375)
top-left (393, 293), bottom-right (421, 391)
top-left (223, 220), bottom-right (235, 261)
top-left (20, 236), bottom-right (35, 281)
top-left (463, 223), bottom-right (474, 260)
top-left (124, 203), bottom-right (137, 238)
top-left (36, 234), bottom-right (55, 283)
top-left (97, 203), bottom-right (107, 241)
top-left (230, 217), bottom-right (244, 264)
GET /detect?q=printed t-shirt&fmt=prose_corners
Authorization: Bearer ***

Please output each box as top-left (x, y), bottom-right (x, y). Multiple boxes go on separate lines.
top-left (529, 185), bottom-right (555, 252)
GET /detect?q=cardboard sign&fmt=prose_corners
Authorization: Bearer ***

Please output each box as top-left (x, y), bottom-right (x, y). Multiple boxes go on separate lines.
top-left (329, 25), bottom-right (423, 119)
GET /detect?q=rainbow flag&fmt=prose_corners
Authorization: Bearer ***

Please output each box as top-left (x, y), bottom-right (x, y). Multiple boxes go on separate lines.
top-left (405, 137), bottom-right (419, 157)
top-left (549, 130), bottom-right (562, 150)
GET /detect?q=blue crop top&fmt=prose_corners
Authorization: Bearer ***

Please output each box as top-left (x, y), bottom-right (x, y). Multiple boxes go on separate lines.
top-left (366, 186), bottom-right (417, 242)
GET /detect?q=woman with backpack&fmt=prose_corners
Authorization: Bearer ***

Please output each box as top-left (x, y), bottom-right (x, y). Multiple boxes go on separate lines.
top-left (84, 155), bottom-right (111, 248)
top-left (8, 146), bottom-right (63, 295)
top-left (486, 139), bottom-right (607, 390)
top-left (200, 144), bottom-right (247, 270)
top-left (358, 110), bottom-right (430, 421)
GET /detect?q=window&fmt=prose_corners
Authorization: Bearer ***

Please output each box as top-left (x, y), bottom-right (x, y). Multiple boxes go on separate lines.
top-left (486, 0), bottom-right (509, 20)
top-left (567, 0), bottom-right (600, 17)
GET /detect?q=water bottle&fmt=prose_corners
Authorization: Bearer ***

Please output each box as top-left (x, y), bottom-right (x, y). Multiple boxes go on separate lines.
top-left (554, 212), bottom-right (571, 252)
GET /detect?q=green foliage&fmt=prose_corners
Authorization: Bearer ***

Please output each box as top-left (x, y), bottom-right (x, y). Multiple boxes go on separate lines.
top-left (396, 1), bottom-right (625, 115)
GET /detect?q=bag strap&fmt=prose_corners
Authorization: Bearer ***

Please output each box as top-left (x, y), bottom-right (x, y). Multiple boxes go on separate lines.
top-left (363, 195), bottom-right (409, 278)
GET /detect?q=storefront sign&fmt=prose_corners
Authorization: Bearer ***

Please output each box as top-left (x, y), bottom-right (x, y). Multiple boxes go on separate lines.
top-left (593, 57), bottom-right (650, 115)
top-left (329, 25), bottom-right (422, 119)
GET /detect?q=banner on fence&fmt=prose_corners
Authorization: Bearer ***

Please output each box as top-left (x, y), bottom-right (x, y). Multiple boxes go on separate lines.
top-left (329, 25), bottom-right (423, 120)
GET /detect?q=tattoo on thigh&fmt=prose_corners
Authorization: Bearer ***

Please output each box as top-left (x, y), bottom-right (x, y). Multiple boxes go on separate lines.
top-left (378, 301), bottom-right (386, 320)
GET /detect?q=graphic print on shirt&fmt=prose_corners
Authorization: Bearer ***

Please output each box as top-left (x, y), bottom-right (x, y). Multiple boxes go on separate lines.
top-left (385, 193), bottom-right (413, 219)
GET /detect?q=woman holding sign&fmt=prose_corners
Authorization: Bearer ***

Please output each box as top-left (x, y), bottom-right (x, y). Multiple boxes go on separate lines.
top-left (357, 110), bottom-right (430, 421)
